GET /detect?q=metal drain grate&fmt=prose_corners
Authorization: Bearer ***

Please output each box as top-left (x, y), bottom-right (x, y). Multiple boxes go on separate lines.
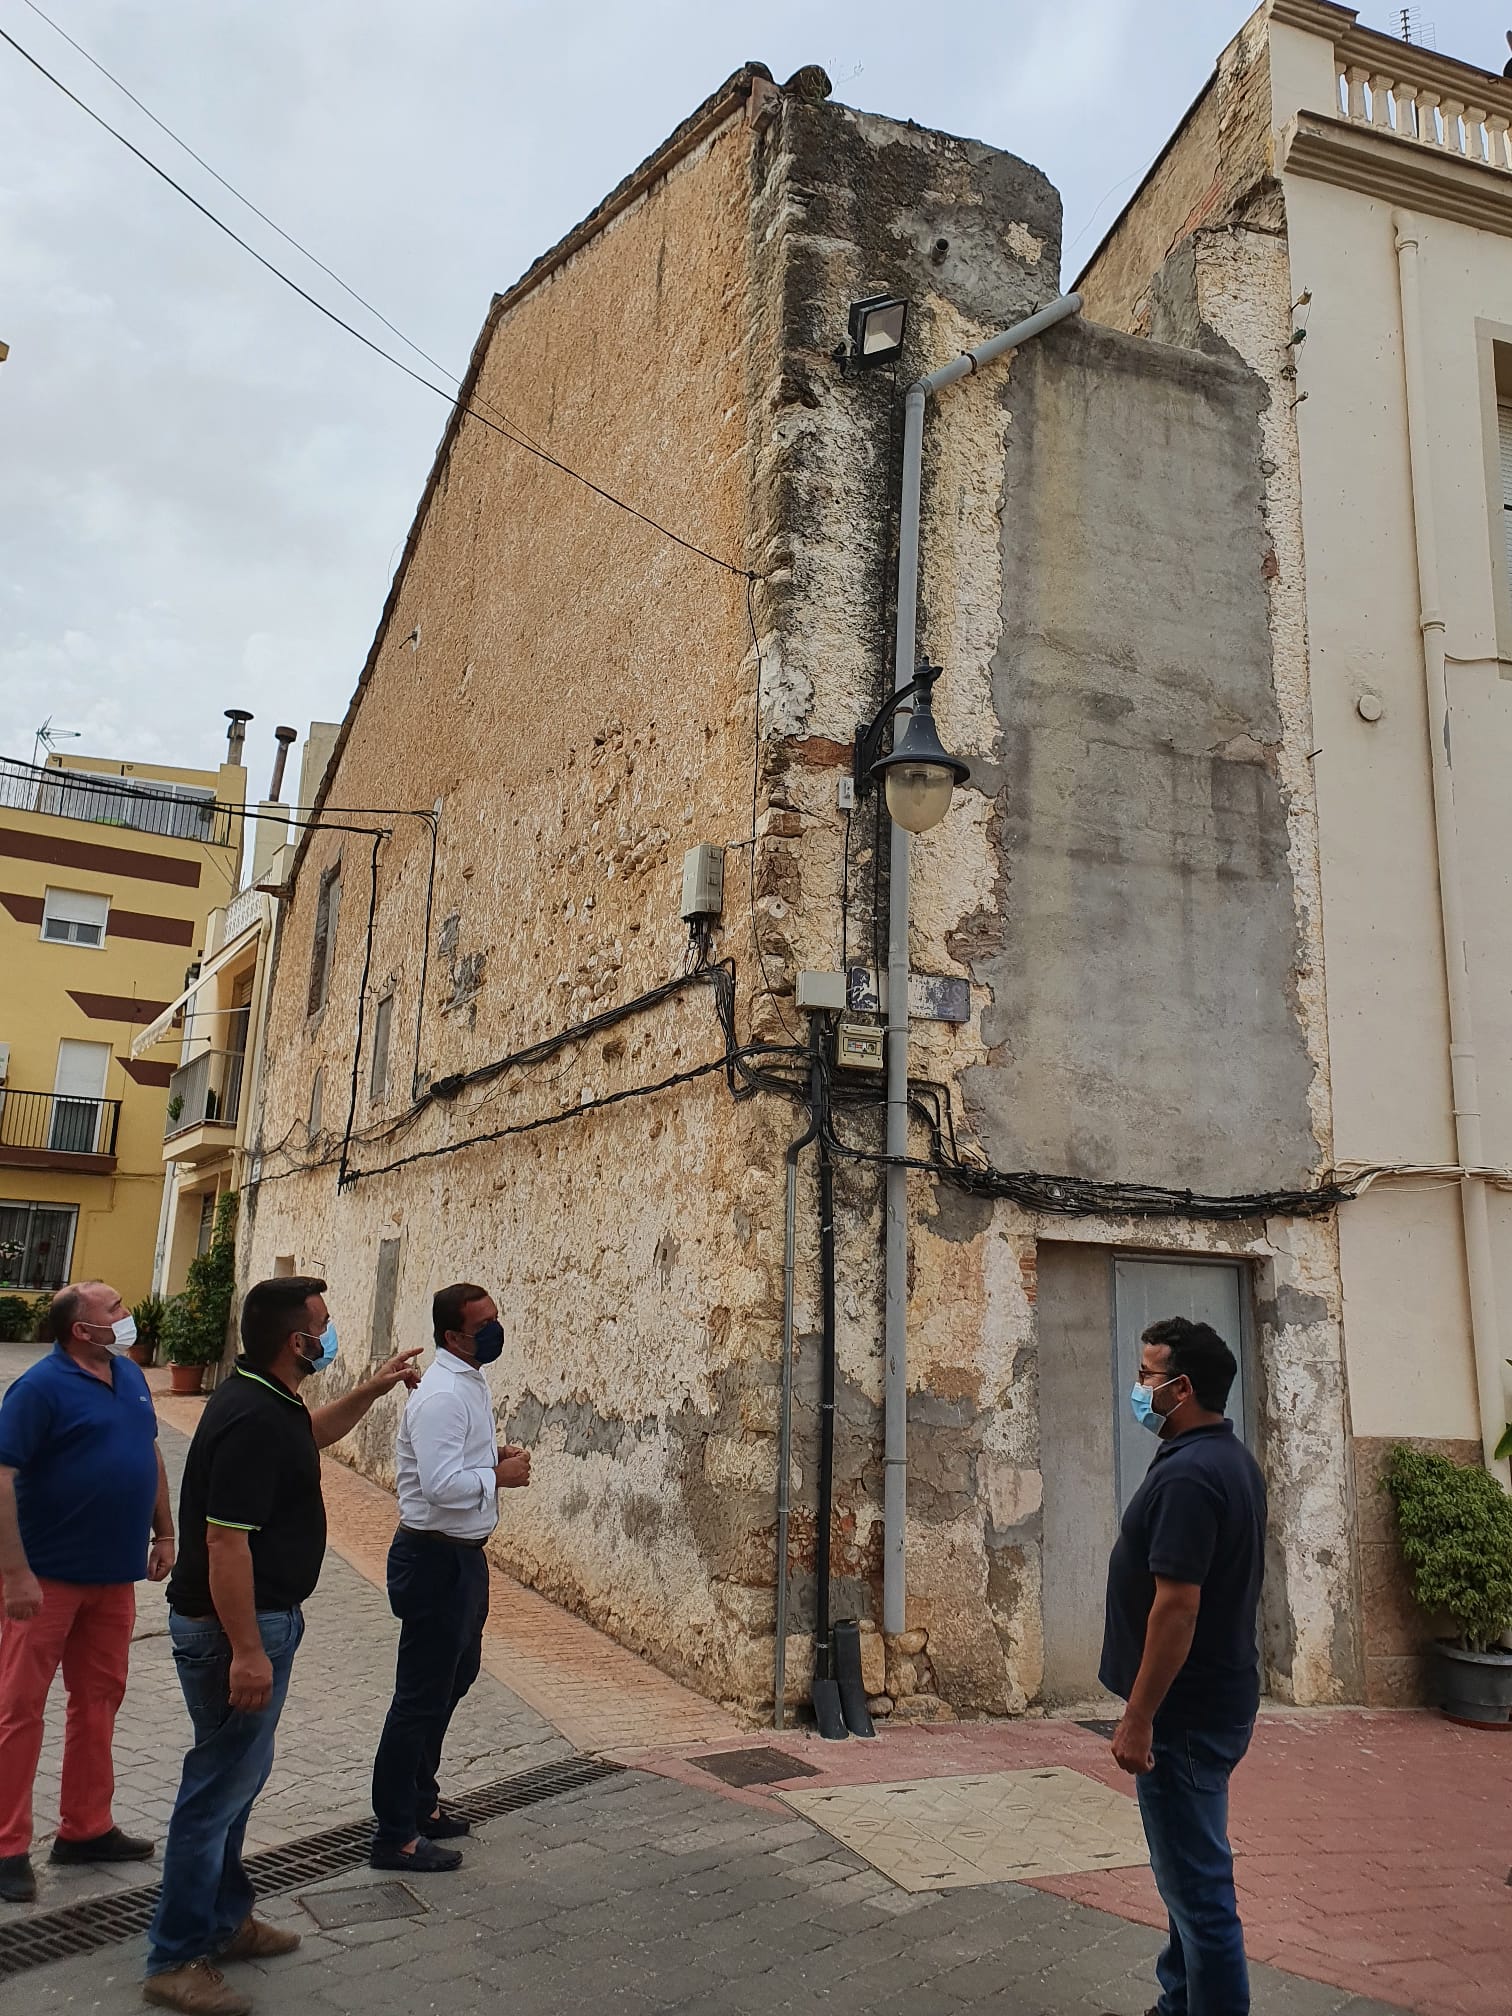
top-left (692, 1746), bottom-right (822, 1789)
top-left (0, 1754), bottom-right (621, 1981)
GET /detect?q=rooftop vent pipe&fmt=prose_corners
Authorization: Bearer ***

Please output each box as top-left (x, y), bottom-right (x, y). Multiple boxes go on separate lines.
top-left (224, 708), bottom-right (253, 766)
top-left (269, 726), bottom-right (298, 802)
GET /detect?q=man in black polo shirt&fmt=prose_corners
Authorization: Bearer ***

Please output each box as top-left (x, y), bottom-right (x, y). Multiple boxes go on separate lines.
top-left (1100, 1316), bottom-right (1266, 2016)
top-left (143, 1277), bottom-right (420, 2016)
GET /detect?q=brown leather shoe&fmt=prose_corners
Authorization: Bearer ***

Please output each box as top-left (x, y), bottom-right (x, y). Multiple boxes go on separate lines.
top-left (141, 1960), bottom-right (253, 2014)
top-left (219, 1915), bottom-right (302, 1961)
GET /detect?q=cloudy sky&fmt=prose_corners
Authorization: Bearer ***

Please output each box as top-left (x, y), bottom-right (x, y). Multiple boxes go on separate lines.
top-left (0, 0), bottom-right (1495, 782)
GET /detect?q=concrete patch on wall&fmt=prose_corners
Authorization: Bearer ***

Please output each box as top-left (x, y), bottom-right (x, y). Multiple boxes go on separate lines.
top-left (965, 319), bottom-right (1318, 1195)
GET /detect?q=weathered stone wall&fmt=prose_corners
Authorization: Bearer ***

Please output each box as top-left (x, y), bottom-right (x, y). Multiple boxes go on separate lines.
top-left (246, 83), bottom-right (795, 1705)
top-left (245, 62), bottom-right (1362, 1720)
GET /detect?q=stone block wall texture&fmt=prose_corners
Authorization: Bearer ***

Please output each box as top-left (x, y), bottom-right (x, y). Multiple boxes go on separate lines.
top-left (246, 66), bottom-right (1360, 1716)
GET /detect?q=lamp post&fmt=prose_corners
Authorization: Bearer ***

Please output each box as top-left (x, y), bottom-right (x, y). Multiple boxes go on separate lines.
top-left (854, 662), bottom-right (971, 834)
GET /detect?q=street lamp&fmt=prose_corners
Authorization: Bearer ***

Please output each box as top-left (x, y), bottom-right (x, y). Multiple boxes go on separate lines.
top-left (854, 663), bottom-right (970, 834)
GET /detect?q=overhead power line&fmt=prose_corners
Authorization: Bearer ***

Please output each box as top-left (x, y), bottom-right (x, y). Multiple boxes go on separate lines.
top-left (0, 19), bottom-right (752, 578)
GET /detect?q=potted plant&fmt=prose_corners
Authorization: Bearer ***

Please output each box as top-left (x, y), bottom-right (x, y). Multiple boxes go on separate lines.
top-left (129, 1294), bottom-right (166, 1368)
top-left (1383, 1443), bottom-right (1512, 1728)
top-left (161, 1193), bottom-right (238, 1395)
top-left (166, 1094), bottom-right (184, 1126)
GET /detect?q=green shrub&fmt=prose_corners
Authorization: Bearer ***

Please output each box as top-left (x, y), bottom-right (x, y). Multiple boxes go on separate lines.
top-left (0, 1294), bottom-right (45, 1344)
top-left (162, 1193), bottom-right (238, 1368)
top-left (1383, 1444), bottom-right (1512, 1653)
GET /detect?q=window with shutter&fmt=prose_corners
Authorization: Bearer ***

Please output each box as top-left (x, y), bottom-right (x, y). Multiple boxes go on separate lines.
top-left (40, 887), bottom-right (109, 947)
top-left (1499, 403), bottom-right (1512, 594)
top-left (307, 865), bottom-right (341, 1014)
top-left (370, 992), bottom-right (394, 1102)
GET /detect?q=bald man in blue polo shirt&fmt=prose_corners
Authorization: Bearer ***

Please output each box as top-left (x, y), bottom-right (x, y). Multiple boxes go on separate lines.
top-left (0, 1281), bottom-right (175, 1904)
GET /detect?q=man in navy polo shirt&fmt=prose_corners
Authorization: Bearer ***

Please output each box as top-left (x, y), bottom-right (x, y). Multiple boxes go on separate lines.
top-left (1100, 1316), bottom-right (1267, 2016)
top-left (0, 1281), bottom-right (175, 1904)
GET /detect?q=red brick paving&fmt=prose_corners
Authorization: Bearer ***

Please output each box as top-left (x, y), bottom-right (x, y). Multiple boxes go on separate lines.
top-left (651, 1712), bottom-right (1511, 2016)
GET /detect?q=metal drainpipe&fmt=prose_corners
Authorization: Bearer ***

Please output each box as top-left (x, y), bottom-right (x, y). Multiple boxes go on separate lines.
top-left (1392, 214), bottom-right (1509, 1484)
top-left (883, 290), bottom-right (1083, 1634)
top-left (774, 1025), bottom-right (822, 1728)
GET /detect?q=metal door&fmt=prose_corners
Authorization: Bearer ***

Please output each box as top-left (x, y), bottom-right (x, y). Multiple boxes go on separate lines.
top-left (1113, 1257), bottom-right (1248, 1514)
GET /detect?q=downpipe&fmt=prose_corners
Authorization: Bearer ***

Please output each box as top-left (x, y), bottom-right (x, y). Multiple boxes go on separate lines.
top-left (773, 1028), bottom-right (820, 1729)
top-left (883, 291), bottom-right (1082, 1635)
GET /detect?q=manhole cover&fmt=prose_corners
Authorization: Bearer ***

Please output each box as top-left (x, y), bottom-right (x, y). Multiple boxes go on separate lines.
top-left (298, 1881), bottom-right (428, 1930)
top-left (693, 1746), bottom-right (821, 1789)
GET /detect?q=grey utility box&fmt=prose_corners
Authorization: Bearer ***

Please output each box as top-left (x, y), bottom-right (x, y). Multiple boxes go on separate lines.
top-left (681, 843), bottom-right (726, 922)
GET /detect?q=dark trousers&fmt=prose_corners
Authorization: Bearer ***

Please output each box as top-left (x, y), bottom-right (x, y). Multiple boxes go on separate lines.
top-left (1135, 1720), bottom-right (1254, 2016)
top-left (370, 1530), bottom-right (489, 1848)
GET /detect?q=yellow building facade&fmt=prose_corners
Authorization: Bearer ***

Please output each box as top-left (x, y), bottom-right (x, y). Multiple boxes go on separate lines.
top-left (0, 746), bottom-right (244, 1309)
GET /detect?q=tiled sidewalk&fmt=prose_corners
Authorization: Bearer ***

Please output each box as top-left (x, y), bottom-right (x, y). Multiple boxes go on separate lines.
top-left (637, 1718), bottom-right (1512, 2016)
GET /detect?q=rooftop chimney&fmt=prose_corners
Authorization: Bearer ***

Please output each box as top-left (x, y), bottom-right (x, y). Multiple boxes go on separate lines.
top-left (269, 726), bottom-right (298, 802)
top-left (224, 708), bottom-right (253, 766)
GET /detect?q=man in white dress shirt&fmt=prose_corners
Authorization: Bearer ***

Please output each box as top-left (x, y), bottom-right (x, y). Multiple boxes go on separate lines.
top-left (369, 1283), bottom-right (530, 1871)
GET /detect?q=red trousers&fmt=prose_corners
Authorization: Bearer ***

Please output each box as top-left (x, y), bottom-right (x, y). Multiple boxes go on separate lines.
top-left (0, 1578), bottom-right (135, 1857)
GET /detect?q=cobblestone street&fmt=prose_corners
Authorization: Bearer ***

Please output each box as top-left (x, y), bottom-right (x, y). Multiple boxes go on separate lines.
top-left (1, 1346), bottom-right (1506, 2016)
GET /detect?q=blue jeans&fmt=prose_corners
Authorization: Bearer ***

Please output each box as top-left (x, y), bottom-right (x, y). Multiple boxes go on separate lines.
top-left (146, 1607), bottom-right (305, 1975)
top-left (370, 1531), bottom-right (488, 1848)
top-left (1135, 1720), bottom-right (1254, 2016)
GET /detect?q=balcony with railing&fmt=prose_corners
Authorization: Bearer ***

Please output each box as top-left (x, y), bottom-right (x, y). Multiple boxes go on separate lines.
top-left (1275, 7), bottom-right (1512, 230)
top-left (0, 1088), bottom-right (121, 1171)
top-left (164, 1049), bottom-right (246, 1164)
top-left (1334, 60), bottom-right (1512, 172)
top-left (0, 755), bottom-right (234, 848)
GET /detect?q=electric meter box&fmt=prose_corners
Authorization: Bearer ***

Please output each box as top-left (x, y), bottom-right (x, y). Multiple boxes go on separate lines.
top-left (680, 843), bottom-right (726, 921)
top-left (835, 1019), bottom-right (885, 1073)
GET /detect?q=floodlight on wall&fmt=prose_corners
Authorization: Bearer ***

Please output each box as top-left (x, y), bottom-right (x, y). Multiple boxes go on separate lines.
top-left (846, 294), bottom-right (908, 370)
top-left (854, 662), bottom-right (970, 835)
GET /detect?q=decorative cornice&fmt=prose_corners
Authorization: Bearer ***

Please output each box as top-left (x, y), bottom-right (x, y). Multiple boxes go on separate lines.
top-left (1282, 111), bottom-right (1512, 238)
top-left (1269, 0), bottom-right (1512, 121)
top-left (1268, 0), bottom-right (1357, 38)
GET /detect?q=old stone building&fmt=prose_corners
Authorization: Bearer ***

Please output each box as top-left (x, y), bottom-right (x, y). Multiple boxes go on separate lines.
top-left (243, 49), bottom-right (1365, 1719)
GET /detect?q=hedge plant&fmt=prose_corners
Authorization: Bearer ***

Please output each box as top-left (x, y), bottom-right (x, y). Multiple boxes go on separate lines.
top-left (1383, 1444), bottom-right (1512, 1654)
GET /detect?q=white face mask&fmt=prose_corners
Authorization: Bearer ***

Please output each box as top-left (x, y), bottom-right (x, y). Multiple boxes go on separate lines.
top-left (100, 1315), bottom-right (137, 1356)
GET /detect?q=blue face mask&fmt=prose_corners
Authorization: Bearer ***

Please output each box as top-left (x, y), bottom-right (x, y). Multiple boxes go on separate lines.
top-left (468, 1319), bottom-right (504, 1366)
top-left (1130, 1374), bottom-right (1178, 1435)
top-left (296, 1321), bottom-right (339, 1375)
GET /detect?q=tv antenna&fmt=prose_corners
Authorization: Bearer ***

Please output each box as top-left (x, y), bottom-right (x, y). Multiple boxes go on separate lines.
top-left (31, 717), bottom-right (81, 769)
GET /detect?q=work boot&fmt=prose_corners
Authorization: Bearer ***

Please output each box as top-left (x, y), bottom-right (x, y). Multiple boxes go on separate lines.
top-left (51, 1825), bottom-right (154, 1864)
top-left (0, 1854), bottom-right (36, 1903)
top-left (418, 1808), bottom-right (470, 1840)
top-left (369, 1836), bottom-right (462, 1873)
top-left (219, 1915), bottom-right (302, 1961)
top-left (141, 1961), bottom-right (252, 2015)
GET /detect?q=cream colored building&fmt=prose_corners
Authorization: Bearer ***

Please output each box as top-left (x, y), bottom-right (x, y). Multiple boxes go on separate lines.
top-left (144, 725), bottom-right (337, 1299)
top-left (1080, 0), bottom-right (1512, 1700)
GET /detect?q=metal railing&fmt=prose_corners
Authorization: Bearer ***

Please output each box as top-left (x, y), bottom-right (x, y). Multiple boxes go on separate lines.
top-left (0, 1088), bottom-right (122, 1158)
top-left (166, 1049), bottom-right (245, 1137)
top-left (0, 756), bottom-right (234, 847)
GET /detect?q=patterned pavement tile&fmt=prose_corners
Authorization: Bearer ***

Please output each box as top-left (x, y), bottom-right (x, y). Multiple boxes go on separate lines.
top-left (779, 1766), bottom-right (1150, 1890)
